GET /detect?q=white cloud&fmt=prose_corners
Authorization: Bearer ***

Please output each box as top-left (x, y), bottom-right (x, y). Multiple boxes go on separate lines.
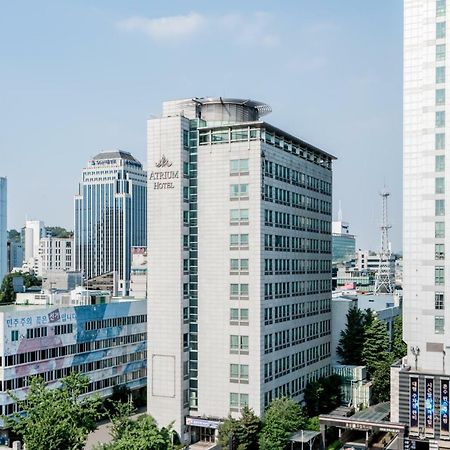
top-left (117, 13), bottom-right (205, 41)
top-left (117, 11), bottom-right (279, 47)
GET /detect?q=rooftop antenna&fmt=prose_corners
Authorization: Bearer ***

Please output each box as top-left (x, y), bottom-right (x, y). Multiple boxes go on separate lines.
top-left (373, 188), bottom-right (394, 294)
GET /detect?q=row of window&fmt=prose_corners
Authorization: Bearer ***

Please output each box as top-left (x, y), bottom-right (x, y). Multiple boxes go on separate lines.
top-left (264, 280), bottom-right (332, 299)
top-left (263, 185), bottom-right (332, 215)
top-left (264, 299), bottom-right (331, 325)
top-left (4, 332), bottom-right (147, 367)
top-left (264, 258), bottom-right (332, 275)
top-left (264, 320), bottom-right (331, 353)
top-left (264, 234), bottom-right (331, 254)
top-left (197, 128), bottom-right (332, 170)
top-left (264, 209), bottom-right (331, 233)
top-left (264, 343), bottom-right (331, 382)
top-left (85, 314), bottom-right (147, 331)
top-left (2, 368), bottom-right (147, 417)
top-left (263, 365), bottom-right (331, 407)
top-left (264, 161), bottom-right (332, 195)
top-left (3, 351), bottom-right (147, 390)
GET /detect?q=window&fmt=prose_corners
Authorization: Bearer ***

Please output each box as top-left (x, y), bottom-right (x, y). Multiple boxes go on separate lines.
top-left (437, 0), bottom-right (446, 17)
top-left (230, 233), bottom-right (249, 248)
top-left (230, 258), bottom-right (249, 272)
top-left (435, 316), bottom-right (445, 334)
top-left (11, 330), bottom-right (19, 342)
top-left (230, 209), bottom-right (249, 224)
top-left (230, 159), bottom-right (249, 174)
top-left (230, 335), bottom-right (249, 351)
top-left (438, 21), bottom-right (447, 39)
top-left (435, 292), bottom-right (445, 310)
top-left (436, 111), bottom-right (446, 127)
top-left (230, 308), bottom-right (249, 323)
top-left (183, 162), bottom-right (189, 176)
top-left (436, 155), bottom-right (445, 172)
top-left (436, 221), bottom-right (445, 238)
top-left (437, 66), bottom-right (446, 83)
top-left (436, 133), bottom-right (446, 150)
top-left (183, 186), bottom-right (189, 201)
top-left (437, 89), bottom-right (446, 105)
top-left (435, 266), bottom-right (445, 285)
top-left (183, 333), bottom-right (189, 350)
top-left (230, 284), bottom-right (248, 298)
top-left (230, 184), bottom-right (249, 198)
top-left (436, 243), bottom-right (445, 259)
top-left (230, 393), bottom-right (249, 409)
top-left (437, 44), bottom-right (446, 61)
top-left (230, 364), bottom-right (249, 382)
top-left (436, 199), bottom-right (445, 216)
top-left (436, 177), bottom-right (445, 194)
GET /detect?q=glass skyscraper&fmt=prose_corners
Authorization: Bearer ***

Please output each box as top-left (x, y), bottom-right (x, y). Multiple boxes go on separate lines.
top-left (74, 151), bottom-right (146, 295)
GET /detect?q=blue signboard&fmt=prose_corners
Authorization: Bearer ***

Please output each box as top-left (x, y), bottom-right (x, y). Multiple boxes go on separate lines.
top-left (425, 378), bottom-right (434, 436)
top-left (410, 376), bottom-right (419, 433)
top-left (441, 379), bottom-right (449, 437)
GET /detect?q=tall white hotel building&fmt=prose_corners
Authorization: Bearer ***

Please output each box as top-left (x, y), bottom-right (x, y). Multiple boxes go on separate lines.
top-left (147, 98), bottom-right (334, 443)
top-left (391, 1), bottom-right (450, 447)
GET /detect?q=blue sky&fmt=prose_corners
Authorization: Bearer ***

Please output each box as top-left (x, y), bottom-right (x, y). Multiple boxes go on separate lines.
top-left (0, 0), bottom-right (403, 251)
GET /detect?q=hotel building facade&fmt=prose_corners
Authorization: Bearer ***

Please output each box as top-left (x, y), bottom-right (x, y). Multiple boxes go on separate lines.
top-left (147, 98), bottom-right (334, 443)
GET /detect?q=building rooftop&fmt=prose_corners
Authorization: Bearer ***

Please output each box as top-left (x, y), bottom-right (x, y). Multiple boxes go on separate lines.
top-left (92, 150), bottom-right (140, 164)
top-left (193, 97), bottom-right (272, 117)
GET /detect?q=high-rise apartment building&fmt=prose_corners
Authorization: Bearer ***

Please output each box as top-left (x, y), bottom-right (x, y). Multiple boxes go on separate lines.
top-left (74, 151), bottom-right (147, 295)
top-left (23, 220), bottom-right (46, 262)
top-left (391, 1), bottom-right (450, 446)
top-left (0, 178), bottom-right (6, 283)
top-left (147, 98), bottom-right (334, 444)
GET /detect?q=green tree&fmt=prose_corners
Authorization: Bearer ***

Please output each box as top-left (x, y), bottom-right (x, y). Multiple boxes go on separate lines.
top-left (392, 316), bottom-right (407, 360)
top-left (95, 402), bottom-right (173, 450)
top-left (304, 375), bottom-right (342, 417)
top-left (6, 373), bottom-right (102, 450)
top-left (371, 354), bottom-right (395, 403)
top-left (336, 305), bottom-right (366, 365)
top-left (46, 226), bottom-right (73, 238)
top-left (218, 407), bottom-right (262, 450)
top-left (0, 271), bottom-right (42, 303)
top-left (362, 314), bottom-right (390, 376)
top-left (7, 229), bottom-right (20, 242)
top-left (259, 397), bottom-right (306, 450)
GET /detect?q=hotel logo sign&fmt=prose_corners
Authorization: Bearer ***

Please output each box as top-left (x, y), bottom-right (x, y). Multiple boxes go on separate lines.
top-left (150, 155), bottom-right (178, 190)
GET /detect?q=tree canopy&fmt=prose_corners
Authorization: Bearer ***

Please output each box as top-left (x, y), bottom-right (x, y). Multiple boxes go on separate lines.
top-left (336, 305), bottom-right (366, 365)
top-left (218, 406), bottom-right (262, 450)
top-left (6, 373), bottom-right (102, 450)
top-left (95, 402), bottom-right (173, 450)
top-left (0, 271), bottom-right (41, 303)
top-left (304, 374), bottom-right (342, 416)
top-left (259, 397), bottom-right (306, 450)
top-left (362, 313), bottom-right (391, 376)
top-left (391, 316), bottom-right (407, 360)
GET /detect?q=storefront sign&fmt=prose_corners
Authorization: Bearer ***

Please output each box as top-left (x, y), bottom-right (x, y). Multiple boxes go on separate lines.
top-left (149, 155), bottom-right (178, 190)
top-left (185, 417), bottom-right (220, 429)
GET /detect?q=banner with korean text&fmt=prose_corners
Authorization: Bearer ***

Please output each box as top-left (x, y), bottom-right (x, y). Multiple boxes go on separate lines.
top-left (410, 376), bottom-right (419, 434)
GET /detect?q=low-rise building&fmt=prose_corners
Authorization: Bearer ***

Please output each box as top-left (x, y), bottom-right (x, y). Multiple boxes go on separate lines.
top-left (0, 292), bottom-right (147, 439)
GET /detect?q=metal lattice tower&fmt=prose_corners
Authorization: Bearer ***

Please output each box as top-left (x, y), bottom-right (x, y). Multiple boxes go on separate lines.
top-left (373, 189), bottom-right (394, 294)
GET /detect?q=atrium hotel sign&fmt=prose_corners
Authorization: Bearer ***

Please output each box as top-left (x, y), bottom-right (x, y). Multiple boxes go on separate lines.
top-left (149, 155), bottom-right (179, 190)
